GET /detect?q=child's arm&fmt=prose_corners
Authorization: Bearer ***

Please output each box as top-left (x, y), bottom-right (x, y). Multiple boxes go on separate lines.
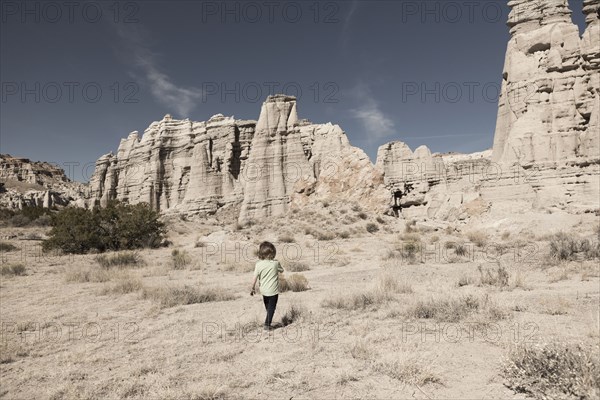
top-left (250, 275), bottom-right (258, 296)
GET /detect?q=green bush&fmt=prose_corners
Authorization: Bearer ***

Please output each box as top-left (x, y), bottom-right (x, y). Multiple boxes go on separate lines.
top-left (43, 201), bottom-right (165, 254)
top-left (0, 206), bottom-right (53, 227)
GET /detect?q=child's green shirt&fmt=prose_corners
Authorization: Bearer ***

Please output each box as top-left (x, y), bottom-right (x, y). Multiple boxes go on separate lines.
top-left (254, 259), bottom-right (284, 296)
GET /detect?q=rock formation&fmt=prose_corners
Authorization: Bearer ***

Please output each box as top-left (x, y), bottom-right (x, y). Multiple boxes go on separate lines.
top-left (88, 95), bottom-right (387, 221)
top-left (89, 114), bottom-right (256, 215)
top-left (0, 154), bottom-right (85, 209)
top-left (492, 0), bottom-right (600, 166)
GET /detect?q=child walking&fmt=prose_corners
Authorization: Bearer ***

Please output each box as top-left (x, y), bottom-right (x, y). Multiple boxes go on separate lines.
top-left (250, 241), bottom-right (284, 330)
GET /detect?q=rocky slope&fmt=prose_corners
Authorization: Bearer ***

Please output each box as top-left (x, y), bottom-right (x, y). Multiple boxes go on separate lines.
top-left (0, 155), bottom-right (86, 209)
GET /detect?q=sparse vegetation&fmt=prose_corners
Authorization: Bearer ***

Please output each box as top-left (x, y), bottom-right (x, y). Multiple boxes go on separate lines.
top-left (323, 291), bottom-right (379, 310)
top-left (171, 249), bottom-right (191, 270)
top-left (101, 273), bottom-right (143, 295)
top-left (95, 252), bottom-right (144, 269)
top-left (357, 212), bottom-right (368, 220)
top-left (503, 342), bottom-right (600, 399)
top-left (141, 285), bottom-right (236, 308)
top-left (286, 261), bottom-right (310, 272)
top-left (279, 273), bottom-right (309, 292)
top-left (0, 263), bottom-right (26, 276)
top-left (549, 232), bottom-right (600, 261)
top-left (366, 223), bottom-right (379, 233)
top-left (478, 264), bottom-right (510, 288)
top-left (467, 231), bottom-right (488, 247)
top-left (0, 242), bottom-right (18, 252)
top-left (281, 304), bottom-right (304, 326)
top-left (43, 201), bottom-right (165, 254)
top-left (373, 359), bottom-right (442, 386)
top-left (0, 206), bottom-right (53, 227)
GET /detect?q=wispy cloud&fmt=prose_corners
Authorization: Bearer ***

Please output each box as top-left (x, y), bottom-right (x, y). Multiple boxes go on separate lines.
top-left (340, 0), bottom-right (360, 48)
top-left (115, 24), bottom-right (202, 117)
top-left (349, 83), bottom-right (395, 140)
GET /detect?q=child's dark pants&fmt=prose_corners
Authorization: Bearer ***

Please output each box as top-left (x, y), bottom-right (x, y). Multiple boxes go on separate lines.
top-left (262, 294), bottom-right (279, 326)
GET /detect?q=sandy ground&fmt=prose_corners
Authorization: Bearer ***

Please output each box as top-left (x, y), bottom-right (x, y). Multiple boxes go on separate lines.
top-left (0, 210), bottom-right (599, 399)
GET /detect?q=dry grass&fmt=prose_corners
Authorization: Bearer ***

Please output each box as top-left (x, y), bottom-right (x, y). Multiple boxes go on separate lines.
top-left (286, 261), bottom-right (310, 272)
top-left (278, 234), bottom-right (295, 243)
top-left (0, 263), bottom-right (26, 276)
top-left (281, 303), bottom-right (305, 326)
top-left (478, 264), bottom-right (510, 288)
top-left (549, 232), bottom-right (600, 261)
top-left (141, 285), bottom-right (236, 308)
top-left (95, 252), bottom-right (144, 269)
top-left (101, 273), bottom-right (144, 295)
top-left (467, 231), bottom-right (488, 247)
top-left (322, 291), bottom-right (388, 310)
top-left (406, 294), bottom-right (507, 322)
top-left (377, 272), bottom-right (413, 294)
top-left (171, 249), bottom-right (191, 270)
top-left (65, 266), bottom-right (113, 283)
top-left (503, 342), bottom-right (600, 399)
top-left (279, 273), bottom-right (309, 292)
top-left (372, 358), bottom-right (442, 386)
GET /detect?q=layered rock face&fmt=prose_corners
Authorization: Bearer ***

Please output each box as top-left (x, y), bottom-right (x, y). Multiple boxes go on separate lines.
top-left (89, 114), bottom-right (256, 214)
top-left (0, 154), bottom-right (85, 209)
top-left (89, 95), bottom-right (386, 220)
top-left (492, 0), bottom-right (600, 166)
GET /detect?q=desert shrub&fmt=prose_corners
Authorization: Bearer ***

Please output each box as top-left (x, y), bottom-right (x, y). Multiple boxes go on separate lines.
top-left (286, 262), bottom-right (310, 272)
top-left (95, 252), bottom-right (144, 269)
top-left (503, 342), bottom-right (600, 399)
top-left (549, 232), bottom-right (579, 261)
top-left (502, 231), bottom-right (511, 240)
top-left (141, 285), bottom-right (236, 308)
top-left (478, 265), bottom-right (509, 287)
top-left (456, 274), bottom-right (473, 287)
top-left (357, 212), bottom-right (368, 220)
top-left (279, 273), bottom-right (309, 292)
top-left (399, 241), bottom-right (420, 263)
top-left (455, 243), bottom-right (468, 257)
top-left (278, 234), bottom-right (295, 243)
top-left (308, 229), bottom-right (335, 241)
top-left (376, 216), bottom-right (385, 224)
top-left (281, 304), bottom-right (304, 326)
top-left (43, 201), bottom-right (165, 254)
top-left (0, 263), bottom-right (26, 276)
top-left (194, 241), bottom-right (206, 248)
top-left (467, 231), bottom-right (488, 247)
top-left (444, 241), bottom-right (456, 249)
top-left (406, 295), bottom-right (481, 322)
top-left (171, 249), bottom-right (191, 270)
top-left (0, 206), bottom-right (53, 227)
top-left (0, 242), bottom-right (18, 252)
top-left (338, 231), bottom-right (350, 239)
top-left (366, 223), bottom-right (379, 233)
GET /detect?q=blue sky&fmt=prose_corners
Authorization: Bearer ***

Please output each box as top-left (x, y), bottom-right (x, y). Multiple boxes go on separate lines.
top-left (1, 0), bottom-right (588, 182)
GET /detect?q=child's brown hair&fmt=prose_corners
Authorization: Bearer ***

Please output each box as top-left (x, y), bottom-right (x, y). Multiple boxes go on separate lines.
top-left (258, 241), bottom-right (276, 260)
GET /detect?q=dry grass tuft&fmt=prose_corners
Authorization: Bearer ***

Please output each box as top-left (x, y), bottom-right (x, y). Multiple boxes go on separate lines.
top-left (377, 272), bottom-right (413, 294)
top-left (171, 249), bottom-right (191, 270)
top-left (406, 294), bottom-right (507, 322)
top-left (286, 261), bottom-right (310, 272)
top-left (279, 273), bottom-right (309, 292)
top-left (281, 304), bottom-right (305, 326)
top-left (478, 264), bottom-right (510, 288)
top-left (278, 234), bottom-right (295, 243)
top-left (503, 342), bottom-right (600, 399)
top-left (467, 231), bottom-right (488, 247)
top-left (141, 285), bottom-right (236, 308)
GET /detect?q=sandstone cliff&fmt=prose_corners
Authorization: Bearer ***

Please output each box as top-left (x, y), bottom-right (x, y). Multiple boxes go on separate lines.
top-left (88, 95), bottom-right (388, 220)
top-left (492, 0), bottom-right (599, 166)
